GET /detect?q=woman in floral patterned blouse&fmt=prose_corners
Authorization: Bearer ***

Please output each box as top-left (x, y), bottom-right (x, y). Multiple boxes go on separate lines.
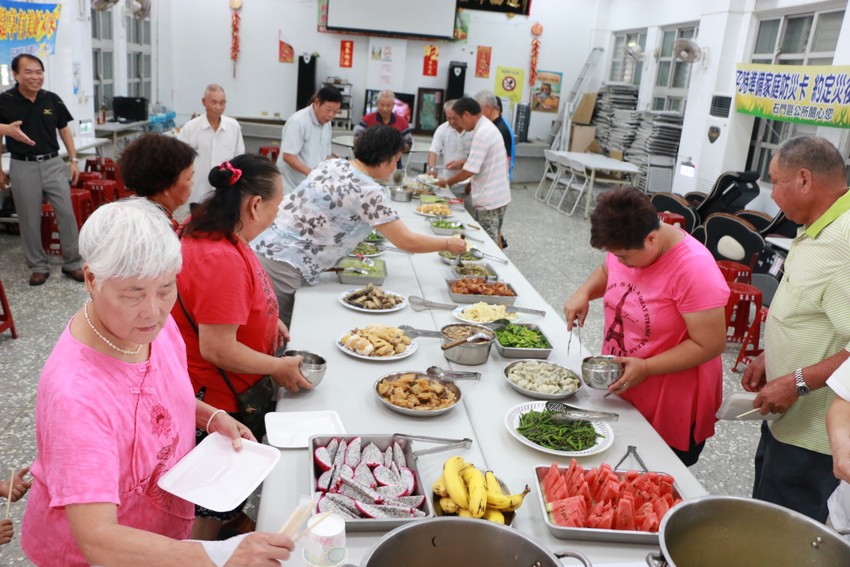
top-left (253, 125), bottom-right (466, 325)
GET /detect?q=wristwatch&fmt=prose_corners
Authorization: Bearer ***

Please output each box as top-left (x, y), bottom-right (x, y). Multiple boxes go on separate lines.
top-left (794, 368), bottom-right (810, 396)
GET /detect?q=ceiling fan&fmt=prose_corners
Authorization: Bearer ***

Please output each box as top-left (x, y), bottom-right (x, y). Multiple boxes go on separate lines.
top-left (91, 0), bottom-right (120, 10)
top-left (126, 0), bottom-right (151, 20)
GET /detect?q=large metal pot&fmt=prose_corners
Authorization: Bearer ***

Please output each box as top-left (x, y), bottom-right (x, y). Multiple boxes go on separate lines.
top-left (351, 517), bottom-right (591, 567)
top-left (441, 323), bottom-right (495, 366)
top-left (647, 496), bottom-right (850, 567)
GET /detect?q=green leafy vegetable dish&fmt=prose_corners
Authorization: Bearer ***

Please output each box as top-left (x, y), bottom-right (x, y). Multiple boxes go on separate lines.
top-left (352, 242), bottom-right (381, 256)
top-left (337, 258), bottom-right (385, 277)
top-left (516, 410), bottom-right (599, 452)
top-left (439, 251), bottom-right (478, 261)
top-left (454, 264), bottom-right (495, 278)
top-left (432, 219), bottom-right (464, 229)
top-left (363, 232), bottom-right (384, 242)
top-left (496, 324), bottom-right (550, 349)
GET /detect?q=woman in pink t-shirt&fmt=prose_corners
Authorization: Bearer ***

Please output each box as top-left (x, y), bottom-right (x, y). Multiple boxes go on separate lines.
top-left (21, 199), bottom-right (295, 566)
top-left (564, 188), bottom-right (729, 465)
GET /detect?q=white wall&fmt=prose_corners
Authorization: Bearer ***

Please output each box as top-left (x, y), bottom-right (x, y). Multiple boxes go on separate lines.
top-left (164, 0), bottom-right (597, 140)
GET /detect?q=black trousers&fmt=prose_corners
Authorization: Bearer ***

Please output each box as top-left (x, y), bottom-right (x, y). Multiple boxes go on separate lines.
top-left (753, 421), bottom-right (838, 522)
top-left (670, 423), bottom-right (706, 467)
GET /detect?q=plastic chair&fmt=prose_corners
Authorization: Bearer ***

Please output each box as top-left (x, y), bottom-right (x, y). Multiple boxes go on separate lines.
top-left (259, 146), bottom-right (281, 163)
top-left (702, 213), bottom-right (765, 265)
top-left (694, 171), bottom-right (761, 225)
top-left (650, 193), bottom-right (697, 233)
top-left (735, 210), bottom-right (773, 233)
top-left (562, 158), bottom-right (590, 216)
top-left (760, 211), bottom-right (801, 238)
top-left (69, 188), bottom-right (95, 229)
top-left (732, 306), bottom-right (769, 372)
top-left (0, 277), bottom-right (17, 339)
top-left (543, 151), bottom-right (574, 208)
top-left (535, 150), bottom-right (561, 201)
top-left (724, 282), bottom-right (762, 344)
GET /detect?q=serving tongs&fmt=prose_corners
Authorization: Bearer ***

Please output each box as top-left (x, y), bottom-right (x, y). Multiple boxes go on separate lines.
top-left (545, 400), bottom-right (619, 424)
top-left (392, 433), bottom-right (473, 458)
top-left (397, 325), bottom-right (443, 339)
top-left (325, 267), bottom-right (369, 275)
top-left (408, 296), bottom-right (546, 316)
top-left (614, 445), bottom-right (649, 472)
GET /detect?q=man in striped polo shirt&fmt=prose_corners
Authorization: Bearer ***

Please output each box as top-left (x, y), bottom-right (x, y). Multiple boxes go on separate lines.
top-left (743, 136), bottom-right (850, 522)
top-left (436, 97), bottom-right (511, 245)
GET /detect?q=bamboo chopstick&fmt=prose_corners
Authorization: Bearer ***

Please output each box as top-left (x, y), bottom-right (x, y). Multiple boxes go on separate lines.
top-left (4, 468), bottom-right (14, 519)
top-left (736, 407), bottom-right (762, 419)
top-left (278, 500), bottom-right (316, 536)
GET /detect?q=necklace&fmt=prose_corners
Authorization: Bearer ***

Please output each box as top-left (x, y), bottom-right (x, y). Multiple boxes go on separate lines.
top-left (83, 301), bottom-right (142, 356)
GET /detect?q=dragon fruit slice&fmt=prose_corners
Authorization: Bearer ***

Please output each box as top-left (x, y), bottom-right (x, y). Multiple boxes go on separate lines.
top-left (355, 501), bottom-right (423, 519)
top-left (314, 446), bottom-right (332, 472)
top-left (383, 446), bottom-right (393, 468)
top-left (373, 465), bottom-right (401, 487)
top-left (354, 461), bottom-right (377, 488)
top-left (345, 437), bottom-right (362, 469)
top-left (338, 477), bottom-right (383, 504)
top-left (384, 494), bottom-right (426, 509)
top-left (392, 442), bottom-right (407, 470)
top-left (360, 442), bottom-right (383, 468)
top-left (317, 494), bottom-right (356, 518)
top-left (399, 467), bottom-right (416, 495)
top-left (324, 493), bottom-right (359, 516)
top-left (317, 467), bottom-right (335, 492)
top-left (328, 439), bottom-right (348, 488)
top-left (375, 483), bottom-right (409, 498)
top-left (340, 464), bottom-right (354, 483)
top-left (326, 438), bottom-right (340, 462)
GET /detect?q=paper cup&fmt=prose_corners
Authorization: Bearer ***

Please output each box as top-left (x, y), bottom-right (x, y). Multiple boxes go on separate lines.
top-left (303, 513), bottom-right (347, 567)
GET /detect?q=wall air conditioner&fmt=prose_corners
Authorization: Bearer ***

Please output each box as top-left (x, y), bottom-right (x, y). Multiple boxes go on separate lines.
top-left (694, 94), bottom-right (733, 194)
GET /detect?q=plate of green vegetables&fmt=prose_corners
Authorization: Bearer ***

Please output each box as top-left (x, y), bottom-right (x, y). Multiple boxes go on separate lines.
top-left (504, 402), bottom-right (614, 457)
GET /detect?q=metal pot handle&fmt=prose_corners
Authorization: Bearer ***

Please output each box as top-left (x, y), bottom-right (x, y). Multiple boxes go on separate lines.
top-left (555, 550), bottom-right (592, 567)
top-left (646, 551), bottom-right (667, 567)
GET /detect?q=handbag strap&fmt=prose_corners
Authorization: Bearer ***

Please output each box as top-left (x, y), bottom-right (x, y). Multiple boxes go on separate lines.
top-left (176, 292), bottom-right (242, 401)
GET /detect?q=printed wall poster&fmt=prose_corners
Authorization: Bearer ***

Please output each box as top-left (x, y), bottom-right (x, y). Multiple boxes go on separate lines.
top-left (531, 70), bottom-right (562, 113)
top-left (279, 33), bottom-right (294, 63)
top-left (454, 10), bottom-right (470, 43)
top-left (0, 0), bottom-right (61, 63)
top-left (423, 45), bottom-right (439, 77)
top-left (340, 40), bottom-right (353, 68)
top-left (475, 46), bottom-right (491, 78)
top-left (494, 66), bottom-right (524, 104)
top-left (366, 37), bottom-right (407, 93)
top-left (736, 63), bottom-right (850, 128)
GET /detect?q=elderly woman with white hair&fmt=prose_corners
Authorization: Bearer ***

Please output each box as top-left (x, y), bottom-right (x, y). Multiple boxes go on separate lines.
top-left (20, 199), bottom-right (295, 566)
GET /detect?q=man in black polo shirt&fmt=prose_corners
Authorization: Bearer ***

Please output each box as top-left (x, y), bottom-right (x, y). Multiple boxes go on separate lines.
top-left (0, 54), bottom-right (83, 286)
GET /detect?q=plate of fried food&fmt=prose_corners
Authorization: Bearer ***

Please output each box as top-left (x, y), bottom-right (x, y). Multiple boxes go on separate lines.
top-left (447, 278), bottom-right (517, 305)
top-left (349, 242), bottom-right (385, 258)
top-left (415, 203), bottom-right (453, 218)
top-left (453, 302), bottom-right (521, 324)
top-left (338, 325), bottom-right (417, 361)
top-left (339, 284), bottom-right (407, 313)
top-left (374, 372), bottom-right (461, 417)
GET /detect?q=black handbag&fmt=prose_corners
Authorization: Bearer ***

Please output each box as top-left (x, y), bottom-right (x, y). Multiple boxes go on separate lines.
top-left (177, 294), bottom-right (274, 440)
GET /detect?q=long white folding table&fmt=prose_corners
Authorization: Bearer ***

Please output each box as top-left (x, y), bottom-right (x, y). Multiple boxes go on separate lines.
top-left (550, 151), bottom-right (642, 219)
top-left (256, 191), bottom-right (706, 565)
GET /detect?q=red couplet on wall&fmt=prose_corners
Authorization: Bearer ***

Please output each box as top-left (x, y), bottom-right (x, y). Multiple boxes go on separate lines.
top-left (423, 45), bottom-right (439, 77)
top-left (340, 40), bottom-right (353, 68)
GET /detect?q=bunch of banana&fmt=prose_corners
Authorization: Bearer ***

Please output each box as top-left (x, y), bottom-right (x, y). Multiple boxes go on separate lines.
top-left (432, 456), bottom-right (531, 524)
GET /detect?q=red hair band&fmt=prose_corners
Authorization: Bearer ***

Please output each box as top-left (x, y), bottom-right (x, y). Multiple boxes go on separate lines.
top-left (222, 161), bottom-right (242, 186)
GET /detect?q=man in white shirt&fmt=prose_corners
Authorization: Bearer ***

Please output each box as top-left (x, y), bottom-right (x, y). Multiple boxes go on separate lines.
top-left (427, 99), bottom-right (470, 174)
top-left (278, 86), bottom-right (341, 192)
top-left (177, 84), bottom-right (245, 207)
top-left (436, 97), bottom-right (511, 245)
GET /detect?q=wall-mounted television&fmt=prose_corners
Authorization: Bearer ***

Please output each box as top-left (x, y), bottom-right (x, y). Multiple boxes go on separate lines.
top-left (112, 96), bottom-right (148, 123)
top-left (326, 0), bottom-right (456, 40)
top-left (363, 90), bottom-right (415, 125)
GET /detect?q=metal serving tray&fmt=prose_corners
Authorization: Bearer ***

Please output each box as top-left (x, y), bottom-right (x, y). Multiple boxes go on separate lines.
top-left (308, 434), bottom-right (470, 532)
top-left (429, 220), bottom-right (465, 236)
top-left (336, 259), bottom-right (387, 286)
top-left (495, 323), bottom-right (553, 359)
top-left (447, 262), bottom-right (499, 282)
top-left (533, 464), bottom-right (683, 545)
top-left (445, 279), bottom-right (517, 305)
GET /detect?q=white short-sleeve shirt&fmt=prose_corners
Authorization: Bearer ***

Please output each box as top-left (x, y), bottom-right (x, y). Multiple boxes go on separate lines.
top-left (429, 121), bottom-right (471, 165)
top-left (278, 105), bottom-right (333, 193)
top-left (177, 114), bottom-right (245, 204)
top-left (463, 116), bottom-right (511, 211)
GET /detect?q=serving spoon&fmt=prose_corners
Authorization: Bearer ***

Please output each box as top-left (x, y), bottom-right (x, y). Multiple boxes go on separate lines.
top-left (441, 331), bottom-right (492, 351)
top-left (467, 247), bottom-right (508, 264)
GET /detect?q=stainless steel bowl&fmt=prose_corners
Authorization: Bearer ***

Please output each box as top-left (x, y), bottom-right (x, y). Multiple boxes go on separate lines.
top-left (581, 355), bottom-right (624, 390)
top-left (389, 187), bottom-right (413, 202)
top-left (441, 323), bottom-right (495, 366)
top-left (374, 372), bottom-right (461, 417)
top-left (503, 359), bottom-right (582, 400)
top-left (284, 349), bottom-right (327, 386)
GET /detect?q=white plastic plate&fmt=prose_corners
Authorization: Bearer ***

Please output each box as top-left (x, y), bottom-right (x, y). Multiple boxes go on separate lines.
top-left (715, 391), bottom-right (780, 421)
top-left (336, 334), bottom-right (417, 361)
top-left (157, 432), bottom-right (280, 512)
top-left (338, 288), bottom-right (408, 314)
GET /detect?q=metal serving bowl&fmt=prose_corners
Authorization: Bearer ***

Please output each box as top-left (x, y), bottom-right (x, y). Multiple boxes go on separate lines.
top-left (374, 372), bottom-right (461, 417)
top-left (389, 187), bottom-right (413, 202)
top-left (581, 355), bottom-right (624, 390)
top-left (440, 323), bottom-right (495, 366)
top-left (284, 349), bottom-right (327, 386)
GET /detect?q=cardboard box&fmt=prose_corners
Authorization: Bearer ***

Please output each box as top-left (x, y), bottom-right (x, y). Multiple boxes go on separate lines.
top-left (572, 93), bottom-right (598, 125)
top-left (569, 125), bottom-right (596, 152)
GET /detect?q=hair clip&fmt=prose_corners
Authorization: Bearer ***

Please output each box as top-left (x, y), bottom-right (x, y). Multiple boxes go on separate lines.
top-left (222, 161), bottom-right (242, 186)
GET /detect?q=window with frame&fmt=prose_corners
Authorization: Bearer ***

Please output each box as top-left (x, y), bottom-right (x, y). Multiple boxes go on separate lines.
top-left (746, 10), bottom-right (845, 183)
top-left (91, 9), bottom-right (114, 112)
top-left (609, 30), bottom-right (647, 86)
top-left (126, 15), bottom-right (151, 102)
top-left (652, 25), bottom-right (699, 114)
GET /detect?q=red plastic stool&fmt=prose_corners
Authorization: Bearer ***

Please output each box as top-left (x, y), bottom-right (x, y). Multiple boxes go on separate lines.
top-left (100, 164), bottom-right (130, 198)
top-left (717, 260), bottom-right (752, 285)
top-left (40, 203), bottom-right (62, 256)
top-left (259, 146), bottom-right (280, 163)
top-left (84, 157), bottom-right (114, 173)
top-left (74, 171), bottom-right (103, 189)
top-left (70, 188), bottom-right (95, 229)
top-left (658, 212), bottom-right (686, 228)
top-left (732, 306), bottom-right (769, 372)
top-left (724, 282), bottom-right (763, 344)
top-left (84, 179), bottom-right (120, 208)
top-left (0, 277), bottom-right (17, 339)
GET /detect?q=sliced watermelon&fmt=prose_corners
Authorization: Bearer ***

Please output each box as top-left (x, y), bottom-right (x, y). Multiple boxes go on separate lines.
top-left (615, 497), bottom-right (635, 531)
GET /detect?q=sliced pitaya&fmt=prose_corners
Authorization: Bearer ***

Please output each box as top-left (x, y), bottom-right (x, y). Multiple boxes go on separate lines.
top-left (373, 465), bottom-right (401, 486)
top-left (345, 437), bottom-right (362, 469)
top-left (392, 442), bottom-right (407, 470)
top-left (375, 482), bottom-right (409, 498)
top-left (383, 446), bottom-right (393, 468)
top-left (340, 464), bottom-right (354, 483)
top-left (314, 446), bottom-right (333, 471)
top-left (329, 439), bottom-right (348, 488)
top-left (324, 492), bottom-right (359, 516)
top-left (317, 467), bottom-right (335, 492)
top-left (339, 477), bottom-right (384, 504)
top-left (354, 461), bottom-right (377, 488)
top-left (355, 501), bottom-right (423, 519)
top-left (317, 494), bottom-right (356, 518)
top-left (384, 494), bottom-right (426, 509)
top-left (389, 462), bottom-right (400, 477)
top-left (399, 466), bottom-right (416, 495)
top-left (360, 442), bottom-right (383, 468)
top-left (326, 438), bottom-right (340, 462)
